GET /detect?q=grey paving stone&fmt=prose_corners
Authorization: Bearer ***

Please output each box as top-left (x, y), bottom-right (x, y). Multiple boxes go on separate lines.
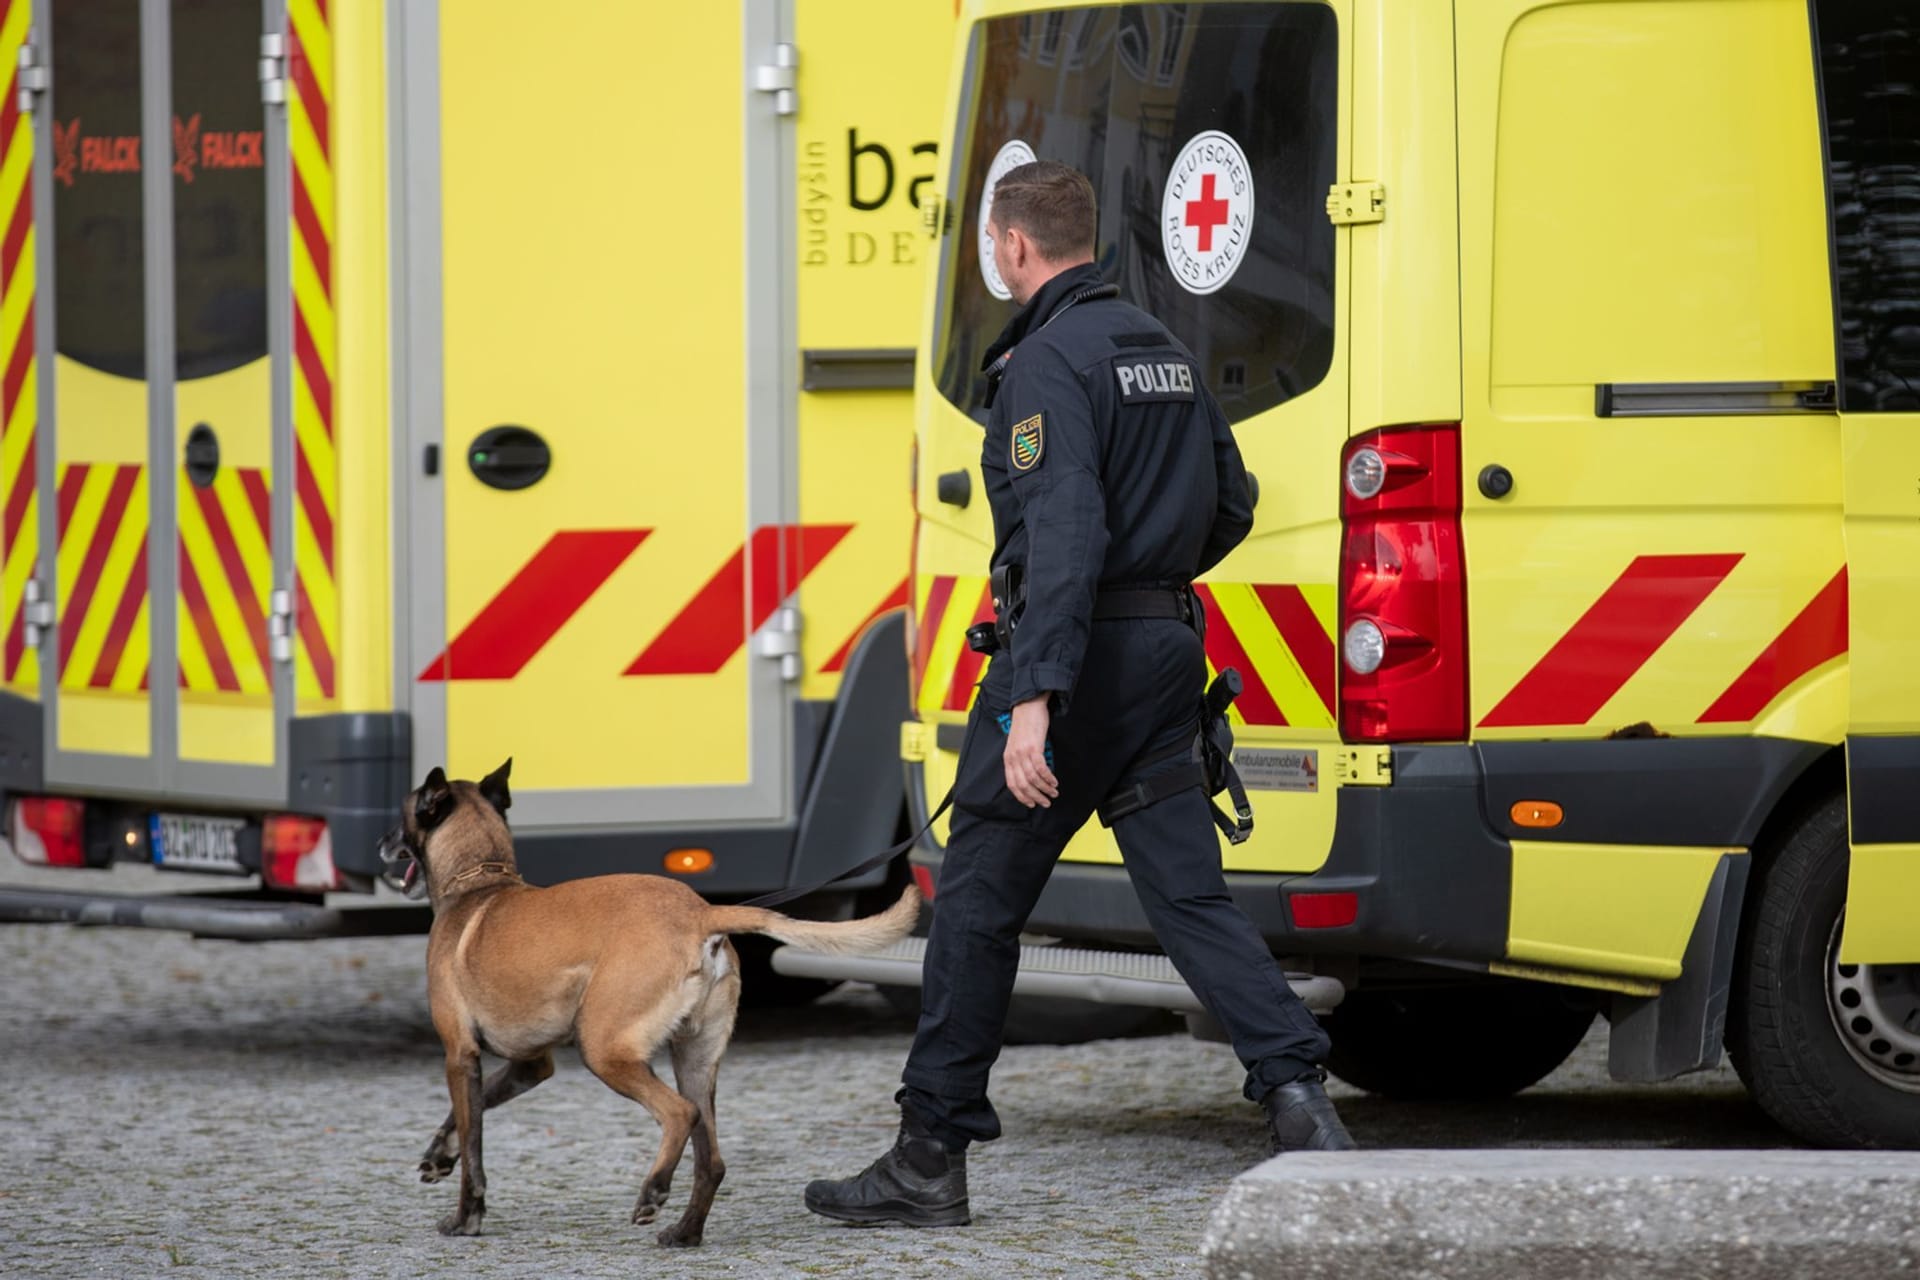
top-left (1202, 1149), bottom-right (1920, 1280)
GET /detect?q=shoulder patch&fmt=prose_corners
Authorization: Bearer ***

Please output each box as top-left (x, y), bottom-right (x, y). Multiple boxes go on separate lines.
top-left (1114, 358), bottom-right (1196, 404)
top-left (1010, 413), bottom-right (1044, 472)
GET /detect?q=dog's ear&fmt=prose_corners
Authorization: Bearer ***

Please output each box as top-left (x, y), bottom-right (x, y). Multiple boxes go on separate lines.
top-left (478, 758), bottom-right (512, 815)
top-left (414, 766), bottom-right (454, 829)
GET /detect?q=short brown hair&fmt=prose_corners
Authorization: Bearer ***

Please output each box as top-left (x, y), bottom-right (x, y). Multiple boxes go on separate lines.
top-left (990, 160), bottom-right (1096, 262)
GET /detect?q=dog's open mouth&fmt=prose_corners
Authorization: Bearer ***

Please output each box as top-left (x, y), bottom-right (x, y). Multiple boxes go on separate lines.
top-left (379, 852), bottom-right (426, 899)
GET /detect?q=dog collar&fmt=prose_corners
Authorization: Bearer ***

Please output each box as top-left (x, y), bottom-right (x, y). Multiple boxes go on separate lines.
top-left (442, 860), bottom-right (521, 891)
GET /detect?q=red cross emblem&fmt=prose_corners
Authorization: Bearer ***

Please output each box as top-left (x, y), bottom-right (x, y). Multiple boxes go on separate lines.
top-left (1185, 174), bottom-right (1229, 252)
top-left (1162, 131), bottom-right (1254, 296)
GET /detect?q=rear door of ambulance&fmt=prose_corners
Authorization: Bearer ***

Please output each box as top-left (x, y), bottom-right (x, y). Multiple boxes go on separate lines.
top-left (1811, 1), bottom-right (1920, 967)
top-left (9, 0), bottom-right (309, 826)
top-left (403, 1), bottom-right (803, 834)
top-left (1456, 2), bottom-right (1843, 983)
top-left (915, 0), bottom-right (1355, 876)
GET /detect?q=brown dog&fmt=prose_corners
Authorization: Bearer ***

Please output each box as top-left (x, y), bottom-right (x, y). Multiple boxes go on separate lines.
top-left (377, 760), bottom-right (919, 1243)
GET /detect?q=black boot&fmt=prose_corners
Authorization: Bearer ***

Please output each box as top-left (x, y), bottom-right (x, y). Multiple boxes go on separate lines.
top-left (1262, 1074), bottom-right (1357, 1154)
top-left (804, 1114), bottom-right (971, 1227)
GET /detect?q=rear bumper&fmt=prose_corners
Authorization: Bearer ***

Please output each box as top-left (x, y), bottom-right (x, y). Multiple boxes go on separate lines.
top-left (907, 735), bottom-right (1828, 964)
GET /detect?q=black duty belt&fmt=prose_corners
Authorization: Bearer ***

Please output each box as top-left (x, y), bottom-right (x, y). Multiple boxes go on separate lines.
top-left (970, 585), bottom-right (1196, 655)
top-left (1091, 587), bottom-right (1193, 623)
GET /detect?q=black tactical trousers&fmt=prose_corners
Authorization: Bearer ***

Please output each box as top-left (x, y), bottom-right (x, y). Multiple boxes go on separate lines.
top-left (899, 618), bottom-right (1330, 1148)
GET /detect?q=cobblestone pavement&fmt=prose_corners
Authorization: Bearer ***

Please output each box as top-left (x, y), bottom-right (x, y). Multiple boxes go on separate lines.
top-left (0, 865), bottom-right (1789, 1280)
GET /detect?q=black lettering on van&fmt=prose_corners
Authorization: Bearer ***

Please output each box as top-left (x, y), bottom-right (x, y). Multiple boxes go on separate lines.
top-left (908, 141), bottom-right (938, 210)
top-left (802, 140), bottom-right (829, 266)
top-left (848, 128), bottom-right (894, 211)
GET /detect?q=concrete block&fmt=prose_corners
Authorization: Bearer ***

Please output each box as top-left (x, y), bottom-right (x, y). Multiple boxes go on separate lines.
top-left (1201, 1149), bottom-right (1920, 1279)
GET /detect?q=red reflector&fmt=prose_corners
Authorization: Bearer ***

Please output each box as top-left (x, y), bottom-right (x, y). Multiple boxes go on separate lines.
top-left (1289, 892), bottom-right (1358, 929)
top-left (911, 863), bottom-right (937, 901)
top-left (8, 796), bottom-right (87, 867)
top-left (262, 816), bottom-right (341, 892)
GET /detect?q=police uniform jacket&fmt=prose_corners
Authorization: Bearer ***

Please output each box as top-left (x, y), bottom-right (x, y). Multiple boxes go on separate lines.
top-left (980, 261), bottom-right (1254, 715)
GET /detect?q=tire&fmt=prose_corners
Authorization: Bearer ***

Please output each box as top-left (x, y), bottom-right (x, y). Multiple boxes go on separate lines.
top-left (876, 982), bottom-right (1180, 1045)
top-left (1726, 793), bottom-right (1920, 1148)
top-left (1323, 982), bottom-right (1596, 1101)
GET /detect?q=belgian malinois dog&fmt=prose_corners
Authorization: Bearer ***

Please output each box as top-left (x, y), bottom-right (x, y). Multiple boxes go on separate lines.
top-left (378, 760), bottom-right (919, 1244)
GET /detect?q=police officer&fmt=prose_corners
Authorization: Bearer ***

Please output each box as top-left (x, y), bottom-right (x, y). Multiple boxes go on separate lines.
top-left (805, 161), bottom-right (1353, 1229)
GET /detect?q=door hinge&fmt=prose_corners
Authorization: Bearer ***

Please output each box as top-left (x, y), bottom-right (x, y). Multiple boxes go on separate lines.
top-left (21, 575), bottom-right (53, 649)
top-left (752, 43), bottom-right (798, 117)
top-left (755, 605), bottom-right (803, 682)
top-left (267, 585), bottom-right (295, 664)
top-left (16, 31), bottom-right (47, 115)
top-left (899, 720), bottom-right (931, 764)
top-left (1331, 746), bottom-right (1393, 787)
top-left (259, 33), bottom-right (287, 106)
top-left (1326, 182), bottom-right (1385, 226)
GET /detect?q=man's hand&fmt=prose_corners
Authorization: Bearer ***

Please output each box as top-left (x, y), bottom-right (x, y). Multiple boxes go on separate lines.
top-left (1004, 695), bottom-right (1059, 808)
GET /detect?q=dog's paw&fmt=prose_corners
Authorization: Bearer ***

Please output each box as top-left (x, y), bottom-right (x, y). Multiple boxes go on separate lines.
top-left (418, 1153), bottom-right (457, 1184)
top-left (437, 1207), bottom-right (485, 1237)
top-left (631, 1182), bottom-right (672, 1225)
top-left (656, 1222), bottom-right (703, 1248)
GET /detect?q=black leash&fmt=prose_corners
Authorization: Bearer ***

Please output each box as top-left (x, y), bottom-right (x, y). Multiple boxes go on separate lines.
top-left (737, 788), bottom-right (953, 910)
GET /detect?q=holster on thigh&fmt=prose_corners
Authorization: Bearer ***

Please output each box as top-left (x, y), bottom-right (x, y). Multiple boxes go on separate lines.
top-left (1096, 668), bottom-right (1254, 845)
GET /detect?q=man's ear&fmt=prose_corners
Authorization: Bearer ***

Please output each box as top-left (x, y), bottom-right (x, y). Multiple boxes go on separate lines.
top-left (478, 758), bottom-right (512, 815)
top-left (1007, 224), bottom-right (1032, 272)
top-left (415, 766), bottom-right (454, 828)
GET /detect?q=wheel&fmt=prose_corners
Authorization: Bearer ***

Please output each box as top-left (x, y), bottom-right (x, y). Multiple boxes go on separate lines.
top-left (1727, 794), bottom-right (1920, 1148)
top-left (876, 982), bottom-right (1180, 1045)
top-left (731, 933), bottom-right (838, 1010)
top-left (1323, 982), bottom-right (1596, 1100)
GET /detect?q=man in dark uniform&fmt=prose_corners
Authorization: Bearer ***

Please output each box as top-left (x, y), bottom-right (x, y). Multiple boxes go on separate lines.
top-left (805, 161), bottom-right (1353, 1229)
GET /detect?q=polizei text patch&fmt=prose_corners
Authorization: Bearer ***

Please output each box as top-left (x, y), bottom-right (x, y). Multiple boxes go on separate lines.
top-left (1114, 359), bottom-right (1196, 404)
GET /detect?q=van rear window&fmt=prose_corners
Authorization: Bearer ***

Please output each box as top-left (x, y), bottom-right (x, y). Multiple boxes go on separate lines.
top-left (1814, 2), bottom-right (1920, 413)
top-left (932, 4), bottom-right (1338, 424)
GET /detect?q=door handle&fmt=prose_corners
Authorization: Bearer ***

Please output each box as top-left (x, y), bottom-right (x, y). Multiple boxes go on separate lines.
top-left (468, 426), bottom-right (551, 491)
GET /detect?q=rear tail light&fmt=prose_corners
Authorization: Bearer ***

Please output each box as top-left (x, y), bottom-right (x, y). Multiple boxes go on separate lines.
top-left (6, 796), bottom-right (87, 867)
top-left (261, 815), bottom-right (342, 892)
top-left (1339, 424), bottom-right (1468, 742)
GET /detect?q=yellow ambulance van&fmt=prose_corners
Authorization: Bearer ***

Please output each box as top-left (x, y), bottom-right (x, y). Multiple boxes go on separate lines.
top-left (889, 0), bottom-right (1920, 1147)
top-left (0, 0), bottom-right (950, 980)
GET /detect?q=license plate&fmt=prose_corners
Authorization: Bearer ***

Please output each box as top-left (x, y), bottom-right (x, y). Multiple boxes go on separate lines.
top-left (150, 813), bottom-right (247, 875)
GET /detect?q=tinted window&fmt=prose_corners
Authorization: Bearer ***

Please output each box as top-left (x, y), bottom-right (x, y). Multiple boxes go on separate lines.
top-left (53, 0), bottom-right (146, 380)
top-left (1816, 3), bottom-right (1920, 412)
top-left (172, 0), bottom-right (269, 381)
top-left (933, 3), bottom-right (1338, 423)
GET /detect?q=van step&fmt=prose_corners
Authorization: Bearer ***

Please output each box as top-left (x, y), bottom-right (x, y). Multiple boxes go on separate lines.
top-left (771, 936), bottom-right (1344, 1014)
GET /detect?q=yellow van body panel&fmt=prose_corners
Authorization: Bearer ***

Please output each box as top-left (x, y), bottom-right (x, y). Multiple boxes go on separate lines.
top-left (795, 0), bottom-right (953, 705)
top-left (1841, 842), bottom-right (1920, 965)
top-left (1508, 841), bottom-right (1740, 982)
top-left (1457, 0), bottom-right (1841, 742)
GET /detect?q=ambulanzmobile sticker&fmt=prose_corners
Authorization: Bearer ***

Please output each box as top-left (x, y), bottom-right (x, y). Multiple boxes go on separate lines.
top-left (1232, 748), bottom-right (1318, 793)
top-left (978, 139), bottom-right (1036, 301)
top-left (1162, 130), bottom-right (1254, 296)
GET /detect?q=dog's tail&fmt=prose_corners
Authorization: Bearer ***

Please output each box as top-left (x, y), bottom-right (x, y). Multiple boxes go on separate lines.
top-left (703, 883), bottom-right (920, 955)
